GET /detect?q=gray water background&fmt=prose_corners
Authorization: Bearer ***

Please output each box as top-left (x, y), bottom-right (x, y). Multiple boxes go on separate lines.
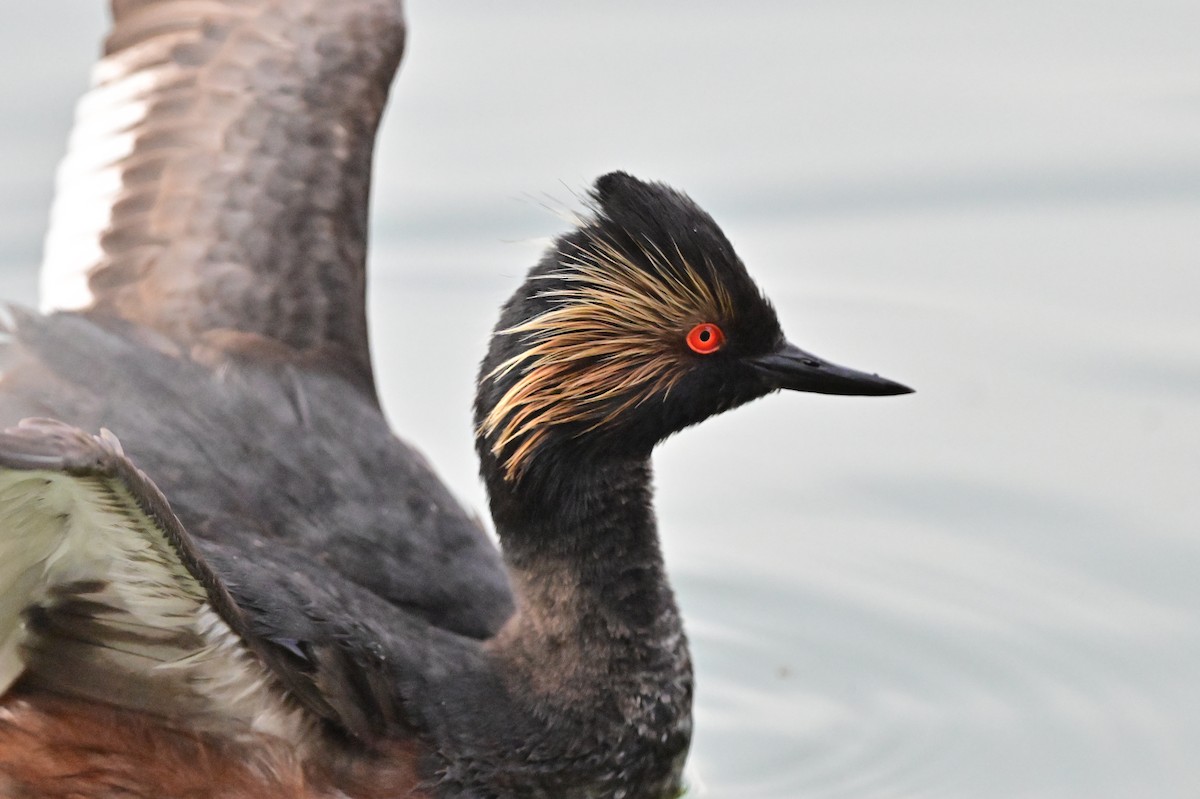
top-left (3, 2), bottom-right (1199, 796)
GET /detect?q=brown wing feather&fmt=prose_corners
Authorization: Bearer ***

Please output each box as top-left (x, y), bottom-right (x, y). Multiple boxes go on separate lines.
top-left (41, 0), bottom-right (407, 397)
top-left (0, 690), bottom-right (428, 798)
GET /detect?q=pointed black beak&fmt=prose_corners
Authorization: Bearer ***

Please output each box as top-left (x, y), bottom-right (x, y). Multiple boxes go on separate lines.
top-left (749, 342), bottom-right (913, 396)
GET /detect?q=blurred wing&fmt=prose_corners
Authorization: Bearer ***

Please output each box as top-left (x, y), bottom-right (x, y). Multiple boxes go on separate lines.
top-left (41, 0), bottom-right (407, 396)
top-left (0, 418), bottom-right (309, 742)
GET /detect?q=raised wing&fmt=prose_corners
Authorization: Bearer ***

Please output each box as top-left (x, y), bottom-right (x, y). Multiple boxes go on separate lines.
top-left (41, 0), bottom-right (407, 397)
top-left (0, 418), bottom-right (310, 743)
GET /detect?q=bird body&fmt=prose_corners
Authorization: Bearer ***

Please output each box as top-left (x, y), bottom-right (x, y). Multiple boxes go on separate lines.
top-left (0, 2), bottom-right (910, 797)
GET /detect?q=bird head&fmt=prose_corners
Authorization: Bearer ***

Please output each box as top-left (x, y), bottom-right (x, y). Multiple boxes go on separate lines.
top-left (475, 172), bottom-right (910, 488)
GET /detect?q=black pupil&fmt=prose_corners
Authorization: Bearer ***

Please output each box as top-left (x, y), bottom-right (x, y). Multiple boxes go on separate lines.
top-left (699, 329), bottom-right (711, 342)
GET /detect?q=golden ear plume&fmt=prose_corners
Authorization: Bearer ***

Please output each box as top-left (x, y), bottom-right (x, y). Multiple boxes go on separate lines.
top-left (479, 228), bottom-right (735, 481)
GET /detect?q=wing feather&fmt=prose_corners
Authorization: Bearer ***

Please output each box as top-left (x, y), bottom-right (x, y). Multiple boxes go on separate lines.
top-left (0, 418), bottom-right (311, 744)
top-left (41, 0), bottom-right (407, 396)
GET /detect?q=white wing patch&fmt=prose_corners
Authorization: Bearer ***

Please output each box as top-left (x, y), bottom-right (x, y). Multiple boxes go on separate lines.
top-left (0, 428), bottom-right (311, 746)
top-left (39, 49), bottom-right (161, 313)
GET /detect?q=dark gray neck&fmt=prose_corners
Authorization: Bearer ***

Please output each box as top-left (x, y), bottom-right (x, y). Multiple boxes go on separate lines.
top-left (494, 458), bottom-right (682, 672)
top-left (475, 455), bottom-right (693, 796)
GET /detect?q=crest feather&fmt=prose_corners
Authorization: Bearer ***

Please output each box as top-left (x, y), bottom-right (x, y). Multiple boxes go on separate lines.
top-left (479, 224), bottom-right (735, 482)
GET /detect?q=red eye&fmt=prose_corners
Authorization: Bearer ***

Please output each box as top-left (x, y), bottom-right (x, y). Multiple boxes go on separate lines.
top-left (686, 323), bottom-right (725, 355)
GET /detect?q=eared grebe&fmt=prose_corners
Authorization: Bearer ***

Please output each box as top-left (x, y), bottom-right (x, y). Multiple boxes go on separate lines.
top-left (0, 2), bottom-right (910, 797)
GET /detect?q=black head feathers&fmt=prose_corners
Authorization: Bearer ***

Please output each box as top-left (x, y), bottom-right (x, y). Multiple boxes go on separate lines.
top-left (475, 173), bottom-right (785, 484)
